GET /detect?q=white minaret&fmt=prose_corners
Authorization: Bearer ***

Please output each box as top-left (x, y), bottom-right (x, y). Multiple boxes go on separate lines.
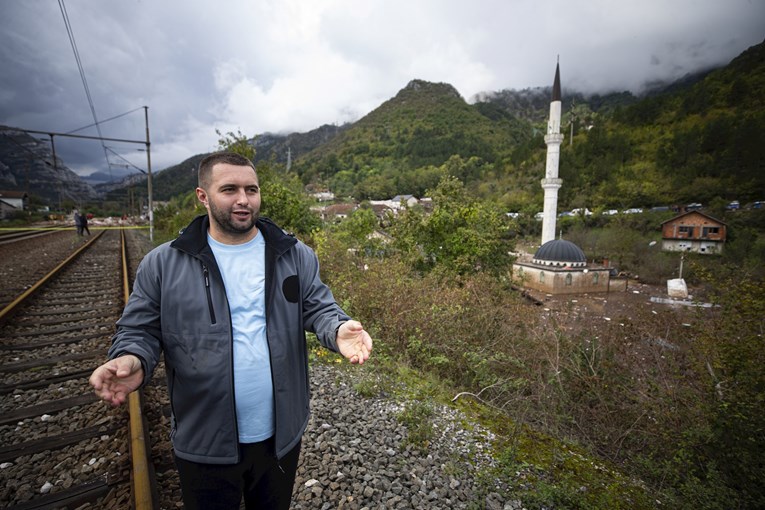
top-left (541, 60), bottom-right (564, 245)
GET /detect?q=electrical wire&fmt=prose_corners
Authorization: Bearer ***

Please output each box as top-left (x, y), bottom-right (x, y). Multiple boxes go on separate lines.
top-left (57, 0), bottom-right (112, 180)
top-left (105, 146), bottom-right (146, 174)
top-left (1, 132), bottom-right (54, 167)
top-left (66, 106), bottom-right (145, 134)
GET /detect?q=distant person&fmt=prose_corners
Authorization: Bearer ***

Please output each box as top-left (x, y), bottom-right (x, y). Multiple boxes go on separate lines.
top-left (73, 208), bottom-right (83, 236)
top-left (81, 212), bottom-right (91, 236)
top-left (89, 151), bottom-right (372, 510)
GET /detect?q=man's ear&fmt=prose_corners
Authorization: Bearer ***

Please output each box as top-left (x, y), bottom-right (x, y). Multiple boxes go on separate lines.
top-left (195, 187), bottom-right (208, 206)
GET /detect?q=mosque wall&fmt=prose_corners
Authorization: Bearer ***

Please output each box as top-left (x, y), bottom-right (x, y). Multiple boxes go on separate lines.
top-left (512, 263), bottom-right (613, 295)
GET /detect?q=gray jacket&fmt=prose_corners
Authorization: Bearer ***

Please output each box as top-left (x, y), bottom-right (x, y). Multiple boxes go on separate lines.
top-left (109, 214), bottom-right (350, 463)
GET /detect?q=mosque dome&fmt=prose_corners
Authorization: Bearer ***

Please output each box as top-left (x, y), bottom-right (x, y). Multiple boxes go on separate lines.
top-left (532, 239), bottom-right (587, 268)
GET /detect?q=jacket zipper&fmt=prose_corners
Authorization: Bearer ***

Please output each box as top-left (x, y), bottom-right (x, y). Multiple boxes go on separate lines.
top-left (264, 245), bottom-right (280, 459)
top-left (201, 259), bottom-right (239, 461)
top-left (169, 367), bottom-right (177, 439)
top-left (202, 264), bottom-right (217, 324)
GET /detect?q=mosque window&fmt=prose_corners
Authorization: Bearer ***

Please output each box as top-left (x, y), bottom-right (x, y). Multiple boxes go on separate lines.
top-left (593, 272), bottom-right (599, 284)
top-left (539, 272), bottom-right (545, 283)
top-left (565, 274), bottom-right (572, 286)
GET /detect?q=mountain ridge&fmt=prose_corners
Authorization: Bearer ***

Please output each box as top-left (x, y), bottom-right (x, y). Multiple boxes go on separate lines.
top-left (2, 38), bottom-right (763, 211)
top-left (0, 126), bottom-right (96, 205)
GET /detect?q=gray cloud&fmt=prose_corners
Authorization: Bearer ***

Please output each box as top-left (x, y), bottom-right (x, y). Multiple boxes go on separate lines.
top-left (1, 0), bottom-right (763, 177)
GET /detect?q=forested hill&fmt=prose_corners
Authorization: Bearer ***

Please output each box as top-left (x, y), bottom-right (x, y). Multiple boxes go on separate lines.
top-left (557, 38), bottom-right (765, 210)
top-left (292, 79), bottom-right (532, 199)
top-left (289, 39), bottom-right (765, 210)
top-left (99, 38), bottom-right (765, 210)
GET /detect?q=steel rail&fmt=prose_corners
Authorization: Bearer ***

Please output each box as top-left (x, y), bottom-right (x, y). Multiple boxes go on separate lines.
top-left (0, 228), bottom-right (157, 508)
top-left (0, 231), bottom-right (103, 323)
top-left (0, 230), bottom-right (58, 246)
top-left (120, 229), bottom-right (157, 510)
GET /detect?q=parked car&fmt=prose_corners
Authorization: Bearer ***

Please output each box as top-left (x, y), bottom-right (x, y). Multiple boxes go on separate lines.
top-left (623, 208), bottom-right (643, 214)
top-left (535, 212), bottom-right (544, 220)
top-left (726, 200), bottom-right (740, 210)
top-left (602, 209), bottom-right (619, 215)
top-left (686, 203), bottom-right (703, 211)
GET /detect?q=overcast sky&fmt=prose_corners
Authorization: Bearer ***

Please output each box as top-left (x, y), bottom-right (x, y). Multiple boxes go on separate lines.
top-left (1, 0), bottom-right (763, 178)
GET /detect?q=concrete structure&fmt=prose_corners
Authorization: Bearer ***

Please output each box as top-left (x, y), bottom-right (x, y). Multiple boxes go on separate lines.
top-left (513, 239), bottom-right (623, 295)
top-left (513, 262), bottom-right (619, 295)
top-left (661, 211), bottom-right (726, 254)
top-left (540, 62), bottom-right (564, 245)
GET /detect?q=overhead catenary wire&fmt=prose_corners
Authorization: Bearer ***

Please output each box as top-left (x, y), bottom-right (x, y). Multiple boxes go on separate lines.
top-left (66, 106), bottom-right (146, 135)
top-left (0, 132), bottom-right (54, 166)
top-left (69, 107), bottom-right (148, 176)
top-left (57, 0), bottom-right (112, 180)
top-left (105, 146), bottom-right (146, 174)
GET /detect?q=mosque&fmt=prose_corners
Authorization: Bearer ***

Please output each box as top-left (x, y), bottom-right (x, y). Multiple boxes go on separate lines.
top-left (511, 61), bottom-right (625, 295)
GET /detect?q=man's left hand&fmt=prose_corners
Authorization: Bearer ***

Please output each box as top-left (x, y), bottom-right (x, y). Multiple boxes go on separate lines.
top-left (336, 320), bottom-right (373, 364)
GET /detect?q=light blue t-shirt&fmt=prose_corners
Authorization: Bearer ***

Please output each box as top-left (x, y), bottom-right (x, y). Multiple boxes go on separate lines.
top-left (208, 232), bottom-right (274, 443)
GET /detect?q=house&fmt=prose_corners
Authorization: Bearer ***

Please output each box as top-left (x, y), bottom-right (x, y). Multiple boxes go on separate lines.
top-left (0, 199), bottom-right (17, 219)
top-left (391, 195), bottom-right (419, 208)
top-left (0, 191), bottom-right (28, 220)
top-left (661, 211), bottom-right (726, 254)
top-left (310, 191), bottom-right (335, 202)
top-left (369, 202), bottom-right (395, 223)
top-left (0, 190), bottom-right (28, 210)
top-left (321, 202), bottom-right (358, 222)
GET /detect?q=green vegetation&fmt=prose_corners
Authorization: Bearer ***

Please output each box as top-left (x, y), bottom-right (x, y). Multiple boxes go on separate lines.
top-left (138, 41), bottom-right (765, 508)
top-left (311, 210), bottom-right (764, 508)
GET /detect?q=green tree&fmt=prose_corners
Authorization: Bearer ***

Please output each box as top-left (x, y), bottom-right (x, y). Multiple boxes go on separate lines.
top-left (259, 169), bottom-right (320, 235)
top-left (391, 175), bottom-right (512, 276)
top-left (216, 128), bottom-right (256, 160)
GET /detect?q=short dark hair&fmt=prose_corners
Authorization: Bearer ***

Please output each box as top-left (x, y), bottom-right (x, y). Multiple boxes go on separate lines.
top-left (198, 152), bottom-right (257, 188)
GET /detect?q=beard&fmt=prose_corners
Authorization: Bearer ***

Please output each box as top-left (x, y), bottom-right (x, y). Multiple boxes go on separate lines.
top-left (208, 199), bottom-right (259, 237)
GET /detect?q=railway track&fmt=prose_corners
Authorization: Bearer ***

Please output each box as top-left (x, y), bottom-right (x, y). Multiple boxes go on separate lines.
top-left (0, 229), bottom-right (85, 311)
top-left (0, 229), bottom-right (61, 246)
top-left (0, 229), bottom-right (163, 509)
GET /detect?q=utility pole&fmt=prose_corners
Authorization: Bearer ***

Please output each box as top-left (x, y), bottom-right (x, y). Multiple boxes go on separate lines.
top-left (49, 134), bottom-right (62, 211)
top-left (144, 106), bottom-right (154, 242)
top-left (21, 124), bottom-right (152, 220)
top-left (679, 252), bottom-right (685, 280)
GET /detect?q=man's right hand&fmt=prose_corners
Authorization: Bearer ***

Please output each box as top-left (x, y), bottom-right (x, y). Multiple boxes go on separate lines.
top-left (89, 355), bottom-right (144, 406)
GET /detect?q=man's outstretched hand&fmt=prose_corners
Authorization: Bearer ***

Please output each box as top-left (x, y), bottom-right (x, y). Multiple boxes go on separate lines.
top-left (336, 320), bottom-right (373, 365)
top-left (89, 355), bottom-right (144, 406)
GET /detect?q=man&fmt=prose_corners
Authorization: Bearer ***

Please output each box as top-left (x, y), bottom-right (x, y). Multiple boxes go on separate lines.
top-left (89, 151), bottom-right (372, 510)
top-left (73, 208), bottom-right (83, 236)
top-left (80, 211), bottom-right (91, 236)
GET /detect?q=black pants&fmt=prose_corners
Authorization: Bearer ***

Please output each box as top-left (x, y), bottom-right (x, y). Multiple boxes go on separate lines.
top-left (174, 437), bottom-right (301, 510)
